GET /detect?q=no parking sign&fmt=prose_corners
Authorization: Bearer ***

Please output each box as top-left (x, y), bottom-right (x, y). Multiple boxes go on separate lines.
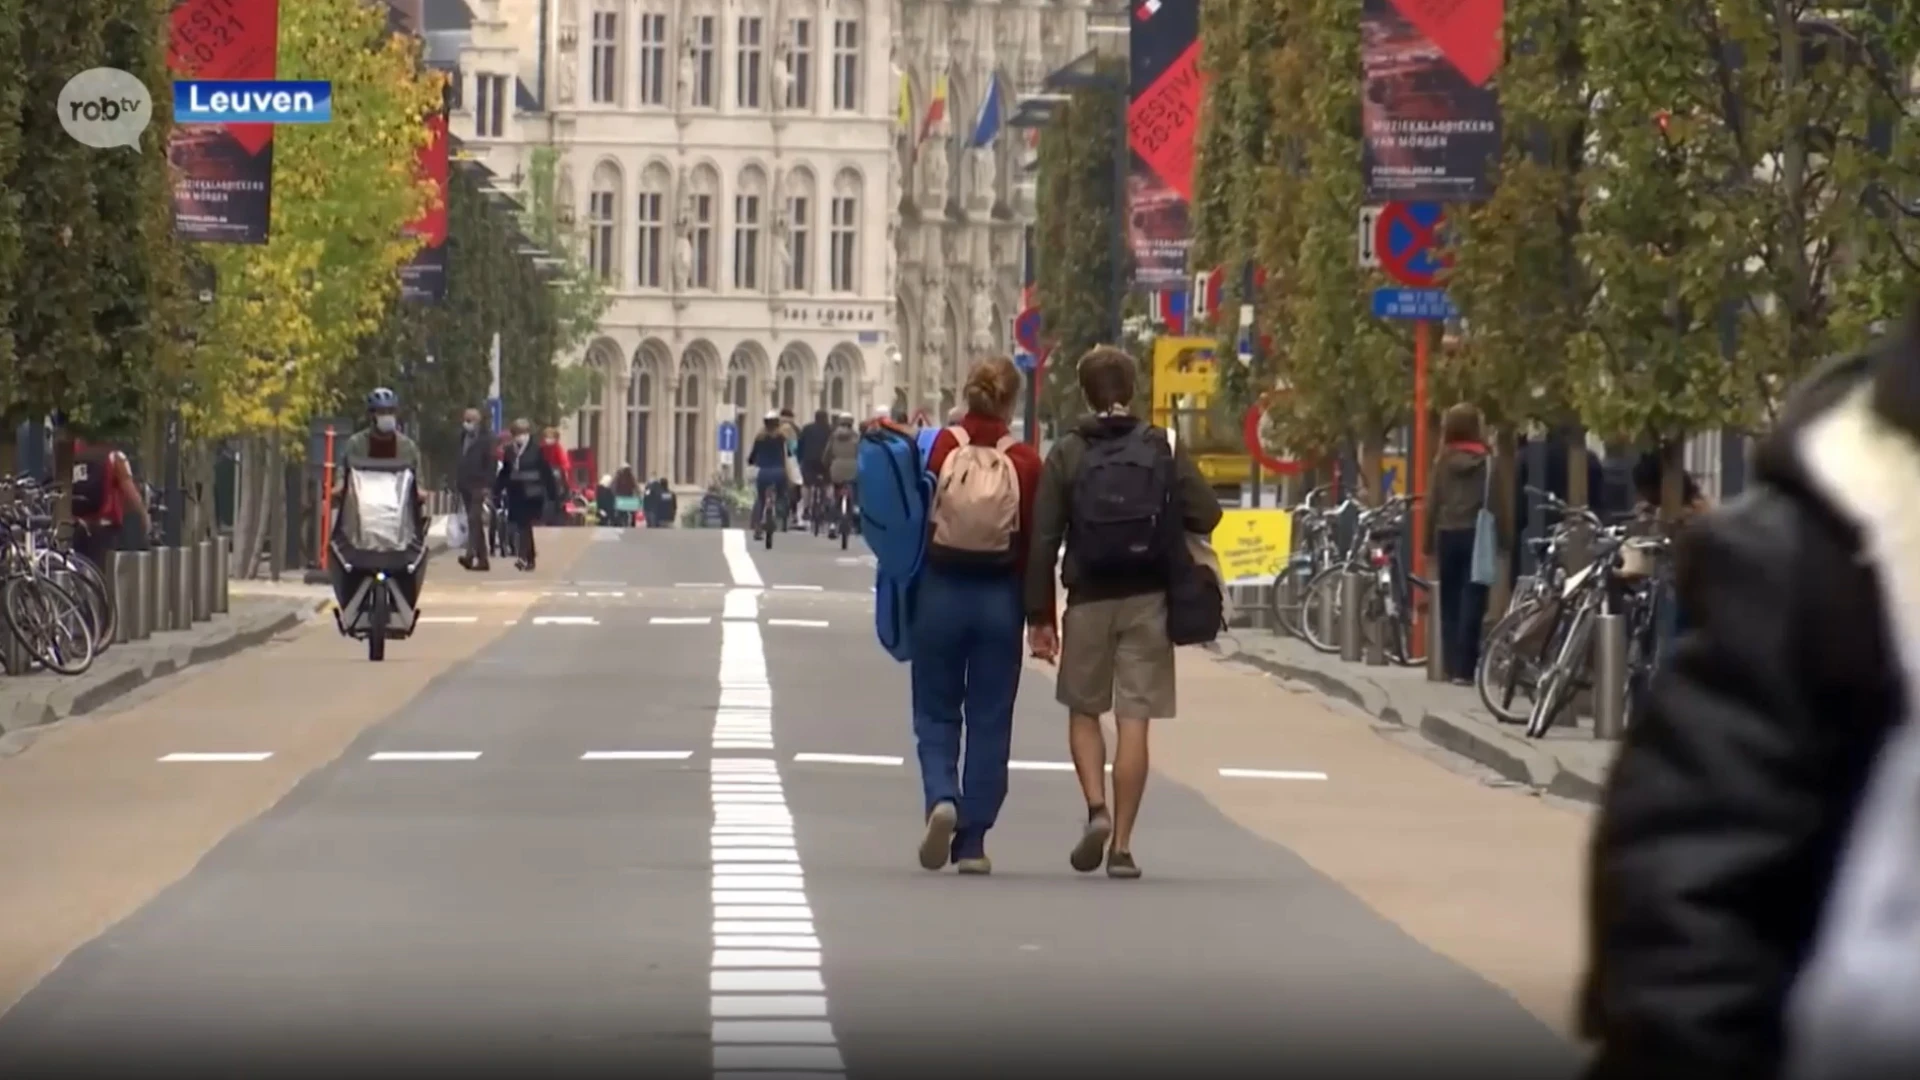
top-left (1374, 202), bottom-right (1451, 288)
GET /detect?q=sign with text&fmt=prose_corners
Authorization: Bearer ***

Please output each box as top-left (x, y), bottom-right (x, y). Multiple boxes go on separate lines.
top-left (1127, 0), bottom-right (1199, 290)
top-left (1361, 0), bottom-right (1501, 203)
top-left (168, 0), bottom-right (281, 244)
top-left (1372, 287), bottom-right (1457, 321)
top-left (173, 79), bottom-right (331, 123)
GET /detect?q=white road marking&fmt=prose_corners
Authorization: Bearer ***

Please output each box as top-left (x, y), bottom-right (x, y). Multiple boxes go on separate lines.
top-left (793, 752), bottom-right (903, 767)
top-left (581, 750), bottom-right (696, 760)
top-left (713, 950), bottom-right (821, 968)
top-left (712, 742), bottom-right (775, 750)
top-left (715, 921), bottom-right (816, 936)
top-left (1008, 760), bottom-right (1075, 771)
top-left (713, 877), bottom-right (810, 891)
top-left (416, 615), bottom-right (479, 624)
top-left (712, 793), bottom-right (789, 805)
top-left (770, 584), bottom-right (822, 591)
top-left (713, 1046), bottom-right (844, 1070)
top-left (712, 826), bottom-right (795, 836)
top-left (711, 970), bottom-right (823, 993)
top-left (723, 588), bottom-right (760, 620)
top-left (715, 935), bottom-right (822, 950)
top-left (1219, 767), bottom-right (1330, 781)
top-left (767, 619), bottom-right (829, 628)
top-left (710, 994), bottom-right (829, 1017)
top-left (710, 836), bottom-right (796, 847)
top-left (711, 1020), bottom-right (836, 1043)
top-left (652, 616), bottom-right (713, 625)
top-left (586, 590), bottom-right (625, 597)
top-left (715, 904), bottom-right (813, 919)
top-left (369, 751), bottom-right (482, 761)
top-left (721, 529), bottom-right (764, 586)
top-left (676, 582), bottom-right (728, 588)
top-left (533, 615), bottom-right (598, 625)
top-left (158, 752), bottom-right (273, 763)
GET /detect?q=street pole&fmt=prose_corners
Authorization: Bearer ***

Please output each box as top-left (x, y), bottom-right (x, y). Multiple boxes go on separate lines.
top-left (1412, 318), bottom-right (1431, 672)
top-left (1109, 78), bottom-right (1128, 345)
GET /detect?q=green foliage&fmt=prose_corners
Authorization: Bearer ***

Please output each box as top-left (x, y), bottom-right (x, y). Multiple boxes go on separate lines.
top-left (1033, 62), bottom-right (1129, 429)
top-left (523, 145), bottom-right (609, 356)
top-left (0, 0), bottom-right (22, 398)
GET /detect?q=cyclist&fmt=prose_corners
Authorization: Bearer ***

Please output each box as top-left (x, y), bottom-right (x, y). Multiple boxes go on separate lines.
top-left (748, 411), bottom-right (790, 539)
top-left (798, 408), bottom-right (833, 524)
top-left (822, 412), bottom-right (861, 539)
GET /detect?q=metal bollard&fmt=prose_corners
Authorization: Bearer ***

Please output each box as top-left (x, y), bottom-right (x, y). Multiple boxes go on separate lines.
top-left (176, 544), bottom-right (198, 628)
top-left (129, 550), bottom-right (153, 640)
top-left (194, 540), bottom-right (214, 621)
top-left (114, 555), bottom-right (137, 644)
top-left (153, 547), bottom-right (175, 635)
top-left (214, 537), bottom-right (230, 614)
top-left (1592, 612), bottom-right (1628, 739)
top-left (1427, 587), bottom-right (1447, 682)
top-left (1338, 572), bottom-right (1365, 663)
top-left (1315, 576), bottom-right (1337, 646)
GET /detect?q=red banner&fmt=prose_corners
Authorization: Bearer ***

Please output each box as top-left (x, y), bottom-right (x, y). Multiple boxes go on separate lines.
top-left (1126, 0), bottom-right (1200, 292)
top-left (400, 107), bottom-right (450, 302)
top-left (167, 0), bottom-right (281, 243)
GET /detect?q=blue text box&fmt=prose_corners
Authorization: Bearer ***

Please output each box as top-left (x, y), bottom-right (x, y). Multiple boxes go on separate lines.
top-left (175, 80), bottom-right (333, 124)
top-left (1371, 288), bottom-right (1456, 322)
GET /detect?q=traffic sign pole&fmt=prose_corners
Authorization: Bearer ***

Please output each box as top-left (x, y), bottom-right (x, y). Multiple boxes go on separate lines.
top-left (1413, 318), bottom-right (1430, 675)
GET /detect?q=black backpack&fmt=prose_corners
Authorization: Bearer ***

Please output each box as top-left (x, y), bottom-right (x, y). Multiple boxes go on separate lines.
top-left (1069, 427), bottom-right (1172, 577)
top-left (1165, 542), bottom-right (1225, 646)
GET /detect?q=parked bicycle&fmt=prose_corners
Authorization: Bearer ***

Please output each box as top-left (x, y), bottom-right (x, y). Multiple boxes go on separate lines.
top-left (1267, 485), bottom-right (1346, 638)
top-left (0, 477), bottom-right (100, 675)
top-left (1299, 493), bottom-right (1429, 666)
top-left (1473, 489), bottom-right (1602, 723)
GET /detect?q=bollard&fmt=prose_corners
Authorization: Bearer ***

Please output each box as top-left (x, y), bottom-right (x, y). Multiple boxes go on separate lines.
top-left (214, 536), bottom-right (230, 614)
top-left (153, 547), bottom-right (176, 635)
top-left (176, 544), bottom-right (198, 628)
top-left (1338, 572), bottom-right (1365, 663)
top-left (114, 555), bottom-right (137, 644)
top-left (1315, 575), bottom-right (1337, 646)
top-left (130, 550), bottom-right (153, 640)
top-left (1427, 586), bottom-right (1447, 682)
top-left (1592, 612), bottom-right (1628, 739)
top-left (194, 540), bottom-right (214, 621)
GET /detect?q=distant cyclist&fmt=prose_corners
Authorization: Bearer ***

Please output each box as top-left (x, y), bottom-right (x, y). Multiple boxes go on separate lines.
top-left (798, 408), bottom-right (833, 519)
top-left (748, 411), bottom-right (790, 539)
top-left (822, 412), bottom-right (861, 539)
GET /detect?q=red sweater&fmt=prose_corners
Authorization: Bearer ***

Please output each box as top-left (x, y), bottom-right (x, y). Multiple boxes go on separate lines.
top-left (926, 414), bottom-right (1043, 580)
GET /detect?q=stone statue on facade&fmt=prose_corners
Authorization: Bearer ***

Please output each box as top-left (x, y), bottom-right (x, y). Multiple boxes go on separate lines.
top-left (773, 36), bottom-right (794, 110)
top-left (772, 208), bottom-right (793, 288)
top-left (673, 231), bottom-right (694, 291)
top-left (921, 138), bottom-right (948, 204)
top-left (970, 146), bottom-right (996, 205)
top-left (678, 30), bottom-right (698, 106)
top-left (970, 277), bottom-right (995, 351)
top-left (922, 285), bottom-right (947, 357)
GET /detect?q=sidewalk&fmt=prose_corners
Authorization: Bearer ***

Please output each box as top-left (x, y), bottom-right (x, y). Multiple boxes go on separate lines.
top-left (0, 596), bottom-right (326, 737)
top-left (1210, 630), bottom-right (1618, 804)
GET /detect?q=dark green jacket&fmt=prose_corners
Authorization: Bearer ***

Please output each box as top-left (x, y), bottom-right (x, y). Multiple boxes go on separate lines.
top-left (1023, 415), bottom-right (1223, 624)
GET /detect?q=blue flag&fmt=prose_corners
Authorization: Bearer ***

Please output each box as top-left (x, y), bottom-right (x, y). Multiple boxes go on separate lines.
top-left (968, 76), bottom-right (1003, 149)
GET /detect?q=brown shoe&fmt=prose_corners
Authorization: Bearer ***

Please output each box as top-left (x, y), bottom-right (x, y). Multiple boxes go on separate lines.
top-left (1105, 848), bottom-right (1141, 879)
top-left (918, 802), bottom-right (957, 871)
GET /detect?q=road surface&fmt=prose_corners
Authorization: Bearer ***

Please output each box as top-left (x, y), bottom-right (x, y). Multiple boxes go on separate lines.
top-left (0, 526), bottom-right (1589, 1078)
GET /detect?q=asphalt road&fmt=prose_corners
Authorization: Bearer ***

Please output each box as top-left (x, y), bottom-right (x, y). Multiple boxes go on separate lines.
top-left (0, 525), bottom-right (1580, 1080)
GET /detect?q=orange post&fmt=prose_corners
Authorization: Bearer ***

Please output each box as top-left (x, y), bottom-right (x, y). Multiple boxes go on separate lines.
top-left (1411, 321), bottom-right (1431, 654)
top-left (317, 427), bottom-right (336, 571)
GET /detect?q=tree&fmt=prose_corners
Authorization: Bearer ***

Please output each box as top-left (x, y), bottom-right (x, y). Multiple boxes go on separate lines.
top-left (522, 145), bottom-right (609, 359)
top-left (0, 0), bottom-right (23, 414)
top-left (1032, 64), bottom-right (1130, 429)
top-left (185, 0), bottom-right (444, 441)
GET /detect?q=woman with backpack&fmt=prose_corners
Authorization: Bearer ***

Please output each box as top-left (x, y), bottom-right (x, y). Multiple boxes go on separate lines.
top-left (910, 355), bottom-right (1043, 875)
top-left (747, 412), bottom-right (791, 539)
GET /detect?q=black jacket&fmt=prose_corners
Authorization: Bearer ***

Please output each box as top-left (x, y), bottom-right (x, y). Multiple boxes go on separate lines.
top-left (455, 427), bottom-right (494, 490)
top-left (494, 442), bottom-right (560, 518)
top-left (797, 421), bottom-right (832, 469)
top-left (1580, 338), bottom-right (1917, 1079)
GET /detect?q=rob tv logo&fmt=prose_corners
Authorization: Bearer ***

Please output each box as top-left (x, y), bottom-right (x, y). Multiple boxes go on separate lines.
top-left (174, 79), bottom-right (333, 124)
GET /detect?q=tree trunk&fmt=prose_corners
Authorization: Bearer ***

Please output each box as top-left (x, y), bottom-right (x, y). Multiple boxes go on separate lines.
top-left (50, 426), bottom-right (74, 539)
top-left (1488, 426), bottom-right (1521, 616)
top-left (236, 437), bottom-right (271, 580)
top-left (1660, 439), bottom-right (1687, 524)
top-left (1567, 427), bottom-right (1589, 507)
top-left (1356, 430), bottom-right (1384, 507)
top-left (267, 430), bottom-right (285, 582)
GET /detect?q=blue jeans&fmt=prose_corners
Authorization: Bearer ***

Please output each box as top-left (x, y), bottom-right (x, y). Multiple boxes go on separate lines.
top-left (908, 567), bottom-right (1023, 859)
top-left (752, 470), bottom-right (787, 529)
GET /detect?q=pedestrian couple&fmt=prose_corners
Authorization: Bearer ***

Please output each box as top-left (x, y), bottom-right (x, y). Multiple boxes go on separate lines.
top-left (902, 346), bottom-right (1222, 878)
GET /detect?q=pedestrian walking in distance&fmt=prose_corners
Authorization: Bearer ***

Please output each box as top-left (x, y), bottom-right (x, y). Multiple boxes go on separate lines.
top-left (495, 418), bottom-right (560, 571)
top-left (1024, 345), bottom-right (1222, 879)
top-left (911, 356), bottom-right (1043, 874)
top-left (1423, 403), bottom-right (1503, 685)
top-left (455, 406), bottom-right (493, 571)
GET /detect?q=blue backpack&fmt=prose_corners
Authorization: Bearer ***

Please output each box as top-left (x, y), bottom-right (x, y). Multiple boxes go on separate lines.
top-left (857, 423), bottom-right (934, 661)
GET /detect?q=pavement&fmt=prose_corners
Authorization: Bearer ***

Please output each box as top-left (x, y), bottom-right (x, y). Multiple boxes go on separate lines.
top-left (1215, 632), bottom-right (1619, 805)
top-left (0, 523), bottom-right (1591, 1079)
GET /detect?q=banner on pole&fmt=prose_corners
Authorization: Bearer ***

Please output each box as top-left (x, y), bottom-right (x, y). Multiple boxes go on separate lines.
top-left (1126, 0), bottom-right (1199, 291)
top-left (167, 0), bottom-right (282, 244)
top-left (1360, 0), bottom-right (1502, 203)
top-left (400, 105), bottom-right (450, 303)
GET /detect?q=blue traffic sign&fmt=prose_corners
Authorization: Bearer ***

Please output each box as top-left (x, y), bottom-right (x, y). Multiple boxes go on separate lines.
top-left (1014, 307), bottom-right (1042, 354)
top-left (1372, 288), bottom-right (1456, 321)
top-left (1375, 202), bottom-right (1450, 288)
top-left (717, 421), bottom-right (739, 453)
top-left (487, 397), bottom-right (503, 432)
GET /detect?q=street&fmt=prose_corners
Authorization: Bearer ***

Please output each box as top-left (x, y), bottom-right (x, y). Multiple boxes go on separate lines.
top-left (0, 527), bottom-right (1588, 1079)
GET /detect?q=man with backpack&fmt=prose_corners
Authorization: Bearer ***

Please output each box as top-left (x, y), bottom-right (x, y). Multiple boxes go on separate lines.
top-left (1023, 345), bottom-right (1222, 880)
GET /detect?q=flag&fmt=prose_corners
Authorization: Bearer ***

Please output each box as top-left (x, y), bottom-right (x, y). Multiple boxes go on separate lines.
top-left (968, 75), bottom-right (1003, 149)
top-left (896, 71), bottom-right (912, 134)
top-left (918, 72), bottom-right (948, 145)
top-left (1153, 289), bottom-right (1188, 335)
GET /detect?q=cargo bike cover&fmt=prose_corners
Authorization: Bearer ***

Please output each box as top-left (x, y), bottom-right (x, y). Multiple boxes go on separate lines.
top-left (333, 457), bottom-right (428, 573)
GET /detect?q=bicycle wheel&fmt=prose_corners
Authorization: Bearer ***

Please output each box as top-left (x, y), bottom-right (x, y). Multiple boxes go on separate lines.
top-left (1388, 576), bottom-right (1431, 667)
top-left (1526, 605), bottom-right (1593, 738)
top-left (1268, 564), bottom-right (1308, 639)
top-left (1476, 600), bottom-right (1551, 724)
top-left (1299, 571), bottom-right (1345, 654)
top-left (3, 575), bottom-right (97, 676)
top-left (60, 555), bottom-right (114, 651)
top-left (368, 579), bottom-right (388, 662)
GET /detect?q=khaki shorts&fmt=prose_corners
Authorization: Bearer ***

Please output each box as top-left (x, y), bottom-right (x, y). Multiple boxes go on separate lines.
top-left (1056, 592), bottom-right (1176, 720)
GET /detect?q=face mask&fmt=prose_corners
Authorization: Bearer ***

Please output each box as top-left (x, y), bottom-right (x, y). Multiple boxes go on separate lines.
top-left (514, 435), bottom-right (530, 449)
top-left (375, 415), bottom-right (397, 434)
top-left (462, 420), bottom-right (477, 432)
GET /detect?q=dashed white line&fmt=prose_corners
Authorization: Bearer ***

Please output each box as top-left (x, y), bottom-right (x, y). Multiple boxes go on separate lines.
top-left (723, 588), bottom-right (760, 620)
top-left (416, 615), bottom-right (480, 624)
top-left (711, 994), bottom-right (829, 1017)
top-left (1218, 767), bottom-right (1330, 781)
top-left (652, 616), bottom-right (714, 625)
top-left (676, 582), bottom-right (728, 588)
top-left (793, 753), bottom-right (904, 767)
top-left (533, 615), bottom-right (599, 625)
top-left (766, 619), bottom-right (829, 628)
top-left (1009, 760), bottom-right (1076, 771)
top-left (158, 752), bottom-right (273, 763)
top-left (581, 750), bottom-right (696, 760)
top-left (770, 585), bottom-right (822, 591)
top-left (368, 751), bottom-right (482, 761)
top-left (720, 529), bottom-right (765, 587)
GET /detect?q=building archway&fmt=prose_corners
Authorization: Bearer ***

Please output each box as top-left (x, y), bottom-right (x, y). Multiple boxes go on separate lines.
top-left (674, 342), bottom-right (719, 485)
top-left (629, 339), bottom-right (670, 480)
top-left (822, 347), bottom-right (857, 415)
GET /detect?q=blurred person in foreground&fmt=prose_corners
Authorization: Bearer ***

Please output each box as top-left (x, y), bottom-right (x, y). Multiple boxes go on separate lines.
top-left (1581, 306), bottom-right (1920, 1080)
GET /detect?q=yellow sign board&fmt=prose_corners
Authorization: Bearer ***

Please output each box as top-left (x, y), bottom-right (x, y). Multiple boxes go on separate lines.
top-left (1152, 337), bottom-right (1219, 397)
top-left (1210, 509), bottom-right (1294, 584)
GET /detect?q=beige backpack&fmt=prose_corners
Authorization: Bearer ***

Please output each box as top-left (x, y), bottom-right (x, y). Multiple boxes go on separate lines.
top-left (929, 426), bottom-right (1021, 558)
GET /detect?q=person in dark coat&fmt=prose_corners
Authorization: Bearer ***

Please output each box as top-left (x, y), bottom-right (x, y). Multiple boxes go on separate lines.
top-left (1422, 403), bottom-right (1505, 685)
top-left (494, 417), bottom-right (560, 571)
top-left (1580, 310), bottom-right (1920, 1080)
top-left (454, 406), bottom-right (494, 571)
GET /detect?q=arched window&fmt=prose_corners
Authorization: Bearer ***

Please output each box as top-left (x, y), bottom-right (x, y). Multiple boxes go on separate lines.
top-left (628, 343), bottom-right (666, 478)
top-left (777, 348), bottom-right (805, 412)
top-left (782, 168), bottom-right (815, 292)
top-left (637, 163), bottom-right (670, 288)
top-left (725, 347), bottom-right (755, 483)
top-left (588, 161), bottom-right (622, 284)
top-left (733, 166), bottom-right (766, 290)
top-left (576, 347), bottom-right (614, 457)
top-left (590, 1), bottom-right (621, 104)
top-left (830, 0), bottom-right (862, 111)
top-left (829, 168), bottom-right (858, 293)
top-left (674, 356), bottom-right (704, 485)
top-left (637, 3), bottom-right (669, 106)
top-left (735, 1), bottom-right (766, 109)
top-left (690, 165), bottom-right (718, 289)
top-left (823, 350), bottom-right (852, 414)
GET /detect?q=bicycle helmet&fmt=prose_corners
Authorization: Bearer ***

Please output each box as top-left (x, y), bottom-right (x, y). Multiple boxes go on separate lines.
top-left (367, 387), bottom-right (399, 411)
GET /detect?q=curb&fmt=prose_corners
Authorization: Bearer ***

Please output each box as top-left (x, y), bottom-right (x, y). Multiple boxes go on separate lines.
top-left (0, 600), bottom-right (327, 735)
top-left (1214, 641), bottom-right (1605, 805)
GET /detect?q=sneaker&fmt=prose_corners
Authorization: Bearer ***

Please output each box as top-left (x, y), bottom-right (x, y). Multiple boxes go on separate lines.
top-left (1070, 808), bottom-right (1112, 873)
top-left (955, 855), bottom-right (992, 875)
top-left (919, 801), bottom-right (958, 871)
top-left (1106, 849), bottom-right (1142, 879)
